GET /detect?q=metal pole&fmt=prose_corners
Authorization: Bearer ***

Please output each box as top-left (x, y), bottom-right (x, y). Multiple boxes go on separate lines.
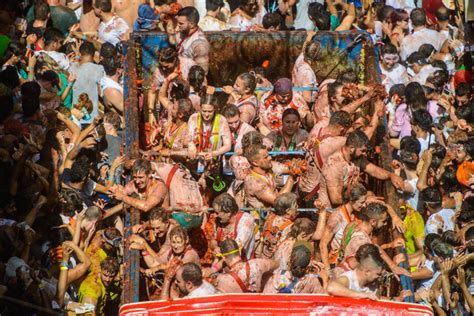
top-left (123, 36), bottom-right (141, 304)
top-left (214, 87), bottom-right (319, 92)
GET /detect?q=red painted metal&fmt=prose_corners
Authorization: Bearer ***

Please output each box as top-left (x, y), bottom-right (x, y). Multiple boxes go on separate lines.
top-left (120, 294), bottom-right (433, 315)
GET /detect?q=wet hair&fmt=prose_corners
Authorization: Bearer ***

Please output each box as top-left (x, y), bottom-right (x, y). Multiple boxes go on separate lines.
top-left (95, 0), bottom-right (112, 13)
top-left (262, 12), bottom-right (282, 29)
top-left (158, 47), bottom-right (178, 64)
top-left (43, 27), bottom-right (64, 47)
top-left (311, 9), bottom-right (331, 31)
top-left (288, 217), bottom-right (316, 239)
top-left (420, 187), bottom-right (442, 211)
top-left (200, 94), bottom-right (218, 108)
top-left (407, 51), bottom-right (426, 66)
top-left (356, 243), bottom-right (384, 268)
top-left (345, 130), bottom-right (370, 148)
top-left (188, 65), bottom-right (206, 98)
top-left (169, 225), bottom-right (188, 242)
top-left (274, 193), bottom-right (297, 216)
top-left (206, 0), bottom-right (224, 11)
top-left (219, 239), bottom-right (240, 258)
top-left (101, 57), bottom-right (120, 76)
top-left (169, 78), bottom-right (190, 101)
top-left (282, 108), bottom-right (300, 121)
top-left (237, 72), bottom-right (257, 93)
top-left (400, 136), bottom-right (421, 155)
top-left (336, 70), bottom-right (357, 84)
top-left (2, 41), bottom-right (26, 65)
top-left (34, 1), bottom-right (50, 20)
top-left (431, 60), bottom-right (447, 71)
top-left (177, 98), bottom-right (193, 121)
top-left (304, 41), bottom-right (321, 63)
top-left (329, 110), bottom-right (352, 129)
top-left (180, 262), bottom-right (203, 286)
top-left (104, 111), bottom-right (121, 131)
top-left (70, 155), bottom-right (90, 182)
top-left (376, 5), bottom-right (395, 22)
top-left (131, 159), bottom-right (152, 175)
top-left (425, 233), bottom-right (442, 252)
top-left (442, 230), bottom-right (461, 247)
top-left (241, 131), bottom-right (263, 150)
top-left (432, 242), bottom-right (454, 259)
top-left (149, 207), bottom-right (171, 222)
top-left (455, 82), bottom-right (471, 97)
top-left (244, 143), bottom-right (265, 163)
top-left (59, 188), bottom-right (84, 216)
top-left (222, 104), bottom-right (240, 119)
top-left (440, 165), bottom-right (461, 194)
top-left (380, 42), bottom-right (398, 56)
top-left (342, 184), bottom-right (367, 204)
top-left (359, 202), bottom-right (387, 222)
top-left (328, 81), bottom-right (343, 99)
top-left (308, 3), bottom-right (324, 20)
top-left (411, 109), bottom-right (433, 132)
top-left (389, 9), bottom-right (409, 26)
top-left (79, 41), bottom-right (96, 57)
top-left (429, 143), bottom-right (446, 170)
top-left (455, 102), bottom-right (474, 123)
top-left (100, 42), bottom-right (118, 60)
top-left (427, 70), bottom-right (449, 90)
top-left (177, 6), bottom-right (200, 24)
top-left (419, 44), bottom-right (436, 60)
top-left (21, 81), bottom-right (41, 118)
top-left (389, 83), bottom-right (406, 100)
top-left (435, 6), bottom-right (450, 22)
top-left (290, 245), bottom-right (311, 278)
top-left (85, 206), bottom-right (101, 221)
top-left (410, 8), bottom-right (427, 27)
top-left (101, 257), bottom-right (120, 275)
top-left (399, 149), bottom-right (419, 170)
top-left (212, 193), bottom-right (239, 214)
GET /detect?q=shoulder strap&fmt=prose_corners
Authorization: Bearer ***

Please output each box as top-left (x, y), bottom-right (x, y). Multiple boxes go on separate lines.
top-left (275, 134), bottom-right (282, 152)
top-left (234, 211), bottom-right (244, 238)
top-left (166, 164), bottom-right (179, 189)
top-left (341, 205), bottom-right (352, 224)
top-left (228, 269), bottom-right (248, 292)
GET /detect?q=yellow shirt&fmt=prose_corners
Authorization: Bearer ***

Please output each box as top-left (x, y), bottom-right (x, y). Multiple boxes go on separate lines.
top-left (404, 210), bottom-right (425, 255)
top-left (78, 275), bottom-right (120, 316)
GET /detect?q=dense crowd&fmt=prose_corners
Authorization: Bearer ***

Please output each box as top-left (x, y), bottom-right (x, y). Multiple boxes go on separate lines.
top-left (0, 0), bottom-right (472, 315)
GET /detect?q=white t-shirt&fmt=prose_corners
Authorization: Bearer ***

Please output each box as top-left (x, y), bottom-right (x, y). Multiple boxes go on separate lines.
top-left (186, 281), bottom-right (217, 298)
top-left (381, 63), bottom-right (409, 92)
top-left (400, 28), bottom-right (446, 61)
top-left (424, 208), bottom-right (455, 235)
top-left (41, 51), bottom-right (70, 70)
top-left (98, 15), bottom-right (130, 46)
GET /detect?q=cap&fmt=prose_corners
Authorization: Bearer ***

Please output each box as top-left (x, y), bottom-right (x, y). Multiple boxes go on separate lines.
top-left (457, 160), bottom-right (474, 187)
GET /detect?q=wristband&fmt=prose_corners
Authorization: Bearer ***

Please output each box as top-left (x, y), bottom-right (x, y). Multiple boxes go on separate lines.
top-left (107, 176), bottom-right (115, 181)
top-left (82, 34), bottom-right (87, 40)
top-left (67, 83), bottom-right (74, 87)
top-left (142, 251), bottom-right (149, 256)
top-left (60, 266), bottom-right (69, 271)
top-left (212, 263), bottom-right (220, 272)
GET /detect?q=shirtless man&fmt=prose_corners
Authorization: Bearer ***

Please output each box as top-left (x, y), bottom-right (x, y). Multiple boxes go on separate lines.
top-left (129, 208), bottom-right (177, 268)
top-left (322, 130), bottom-right (404, 206)
top-left (259, 78), bottom-right (314, 133)
top-left (213, 239), bottom-right (278, 293)
top-left (243, 144), bottom-right (295, 208)
top-left (167, 7), bottom-right (210, 72)
top-left (260, 193), bottom-right (298, 259)
top-left (328, 244), bottom-right (384, 300)
top-left (319, 184), bottom-right (367, 270)
top-left (264, 245), bottom-right (325, 294)
top-left (211, 193), bottom-right (256, 261)
top-left (299, 111), bottom-right (352, 208)
top-left (108, 159), bottom-right (169, 212)
top-left (222, 105), bottom-right (255, 153)
top-left (338, 203), bottom-right (409, 279)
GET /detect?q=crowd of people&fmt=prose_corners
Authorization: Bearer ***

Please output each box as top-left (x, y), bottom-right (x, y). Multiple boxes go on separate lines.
top-left (0, 0), bottom-right (472, 315)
